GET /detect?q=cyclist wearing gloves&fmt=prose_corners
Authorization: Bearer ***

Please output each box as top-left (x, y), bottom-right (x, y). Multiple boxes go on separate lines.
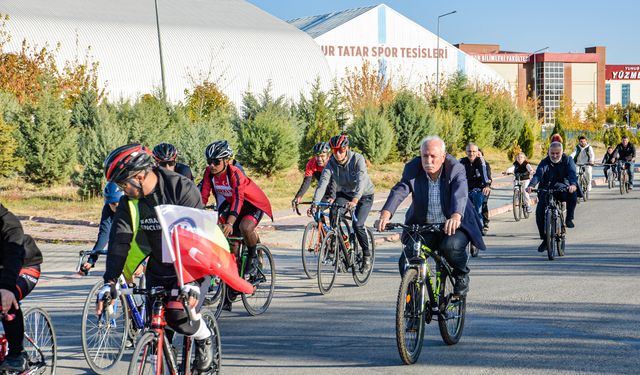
top-left (98, 143), bottom-right (216, 373)
top-left (152, 142), bottom-right (194, 181)
top-left (527, 142), bottom-right (581, 253)
top-left (0, 204), bottom-right (43, 372)
top-left (200, 140), bottom-right (273, 277)
top-left (312, 134), bottom-right (375, 273)
top-left (292, 141), bottom-right (335, 206)
top-left (613, 135), bottom-right (636, 190)
top-left (78, 182), bottom-right (124, 275)
top-left (569, 136), bottom-right (595, 193)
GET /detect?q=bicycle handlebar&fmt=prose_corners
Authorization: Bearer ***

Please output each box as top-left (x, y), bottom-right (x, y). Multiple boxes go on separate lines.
top-left (384, 222), bottom-right (444, 233)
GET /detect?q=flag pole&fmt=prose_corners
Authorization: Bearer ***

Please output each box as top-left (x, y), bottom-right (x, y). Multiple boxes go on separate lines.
top-left (172, 227), bottom-right (184, 288)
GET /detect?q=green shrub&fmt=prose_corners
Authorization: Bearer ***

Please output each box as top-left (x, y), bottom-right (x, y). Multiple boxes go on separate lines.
top-left (172, 111), bottom-right (238, 181)
top-left (0, 115), bottom-right (23, 177)
top-left (518, 122), bottom-right (535, 159)
top-left (488, 95), bottom-right (525, 149)
top-left (74, 105), bottom-right (128, 196)
top-left (348, 105), bottom-right (393, 164)
top-left (70, 89), bottom-right (99, 129)
top-left (296, 79), bottom-right (341, 168)
top-left (433, 107), bottom-right (464, 154)
top-left (15, 92), bottom-right (77, 185)
top-left (549, 118), bottom-right (567, 149)
top-left (388, 90), bottom-right (436, 161)
top-left (237, 107), bottom-right (299, 176)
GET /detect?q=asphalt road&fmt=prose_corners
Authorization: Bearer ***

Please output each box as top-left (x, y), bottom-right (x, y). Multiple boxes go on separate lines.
top-left (23, 184), bottom-right (640, 374)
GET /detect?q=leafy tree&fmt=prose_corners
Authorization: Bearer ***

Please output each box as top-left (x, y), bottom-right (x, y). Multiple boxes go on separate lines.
top-left (388, 90), bottom-right (436, 161)
top-left (549, 116), bottom-right (567, 149)
top-left (0, 115), bottom-right (23, 176)
top-left (348, 105), bottom-right (393, 164)
top-left (487, 94), bottom-right (525, 149)
top-left (183, 80), bottom-right (235, 123)
top-left (238, 106), bottom-right (299, 176)
top-left (296, 78), bottom-right (341, 168)
top-left (15, 91), bottom-right (77, 184)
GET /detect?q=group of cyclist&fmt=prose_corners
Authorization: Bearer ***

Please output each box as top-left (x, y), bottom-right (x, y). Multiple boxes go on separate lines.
top-left (1, 128), bottom-right (635, 372)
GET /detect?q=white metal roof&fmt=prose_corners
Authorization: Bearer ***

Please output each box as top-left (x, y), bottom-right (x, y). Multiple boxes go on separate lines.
top-left (0, 0), bottom-right (332, 108)
top-left (288, 6), bottom-right (375, 39)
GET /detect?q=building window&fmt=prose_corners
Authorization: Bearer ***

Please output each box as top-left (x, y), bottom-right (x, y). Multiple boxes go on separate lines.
top-left (622, 84), bottom-right (630, 107)
top-left (536, 62), bottom-right (564, 126)
top-left (605, 83), bottom-right (610, 105)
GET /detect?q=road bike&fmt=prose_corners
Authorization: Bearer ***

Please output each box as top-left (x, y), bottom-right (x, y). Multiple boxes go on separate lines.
top-left (0, 306), bottom-right (57, 374)
top-left (533, 187), bottom-right (566, 260)
top-left (126, 286), bottom-right (221, 374)
top-left (294, 201), bottom-right (331, 279)
top-left (212, 237), bottom-right (275, 316)
top-left (78, 249), bottom-right (147, 374)
top-left (384, 223), bottom-right (465, 365)
top-left (576, 164), bottom-right (592, 201)
top-left (618, 160), bottom-right (631, 195)
top-left (507, 172), bottom-right (531, 222)
top-left (316, 203), bottom-right (375, 295)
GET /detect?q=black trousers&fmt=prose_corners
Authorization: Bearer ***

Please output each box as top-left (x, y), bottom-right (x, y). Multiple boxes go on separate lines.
top-left (398, 229), bottom-right (470, 278)
top-left (1, 266), bottom-right (40, 355)
top-left (333, 193), bottom-right (373, 257)
top-left (482, 193), bottom-right (490, 229)
top-left (535, 191), bottom-right (577, 239)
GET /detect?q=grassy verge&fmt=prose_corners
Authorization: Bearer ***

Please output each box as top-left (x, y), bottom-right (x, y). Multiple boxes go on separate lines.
top-left (8, 142), bottom-right (600, 222)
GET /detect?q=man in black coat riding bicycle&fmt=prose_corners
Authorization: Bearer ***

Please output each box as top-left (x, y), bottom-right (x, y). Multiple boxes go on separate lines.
top-left (527, 142), bottom-right (581, 253)
top-left (376, 136), bottom-right (485, 297)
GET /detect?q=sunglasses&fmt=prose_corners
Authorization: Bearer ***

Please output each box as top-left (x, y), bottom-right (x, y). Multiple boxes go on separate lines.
top-left (331, 147), bottom-right (347, 154)
top-left (208, 158), bottom-right (223, 166)
top-left (159, 161), bottom-right (176, 167)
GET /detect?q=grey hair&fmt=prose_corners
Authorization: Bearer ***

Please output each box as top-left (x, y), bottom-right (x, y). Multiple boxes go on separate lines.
top-left (549, 141), bottom-right (563, 150)
top-left (465, 142), bottom-right (478, 151)
top-left (420, 136), bottom-right (446, 152)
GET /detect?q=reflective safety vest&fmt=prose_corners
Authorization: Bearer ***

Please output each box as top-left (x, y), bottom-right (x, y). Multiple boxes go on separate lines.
top-left (122, 199), bottom-right (150, 281)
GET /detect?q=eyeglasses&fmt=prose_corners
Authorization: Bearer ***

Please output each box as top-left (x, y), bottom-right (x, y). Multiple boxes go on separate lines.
top-left (159, 161), bottom-right (176, 167)
top-left (208, 158), bottom-right (223, 166)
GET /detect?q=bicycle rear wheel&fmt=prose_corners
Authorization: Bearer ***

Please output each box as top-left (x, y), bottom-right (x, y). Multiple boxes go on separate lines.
top-left (128, 332), bottom-right (169, 374)
top-left (512, 189), bottom-right (521, 222)
top-left (317, 231), bottom-right (339, 295)
top-left (396, 268), bottom-right (425, 365)
top-left (437, 273), bottom-right (466, 345)
top-left (301, 222), bottom-right (321, 279)
top-left (197, 310), bottom-right (222, 374)
top-left (545, 210), bottom-right (555, 261)
top-left (352, 227), bottom-right (375, 286)
top-left (23, 307), bottom-right (57, 375)
top-left (81, 280), bottom-right (128, 374)
top-left (242, 244), bottom-right (276, 316)
top-left (204, 276), bottom-right (227, 320)
top-left (522, 191), bottom-right (530, 219)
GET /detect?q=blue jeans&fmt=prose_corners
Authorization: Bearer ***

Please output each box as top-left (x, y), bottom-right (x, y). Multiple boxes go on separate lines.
top-left (469, 189), bottom-right (485, 226)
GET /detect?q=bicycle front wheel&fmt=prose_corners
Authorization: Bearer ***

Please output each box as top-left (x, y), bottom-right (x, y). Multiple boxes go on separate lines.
top-left (81, 280), bottom-right (129, 374)
top-left (242, 244), bottom-right (276, 315)
top-left (128, 332), bottom-right (169, 375)
top-left (512, 189), bottom-right (521, 222)
top-left (545, 210), bottom-right (555, 260)
top-left (620, 172), bottom-right (626, 194)
top-left (608, 170), bottom-right (614, 189)
top-left (23, 307), bottom-right (57, 375)
top-left (203, 277), bottom-right (227, 320)
top-left (317, 231), bottom-right (339, 295)
top-left (437, 273), bottom-right (466, 345)
top-left (301, 222), bottom-right (321, 279)
top-left (352, 227), bottom-right (375, 286)
top-left (581, 176), bottom-right (589, 201)
top-left (396, 268), bottom-right (425, 365)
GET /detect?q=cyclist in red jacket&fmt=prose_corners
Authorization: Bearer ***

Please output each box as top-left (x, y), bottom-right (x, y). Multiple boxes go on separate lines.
top-left (292, 141), bottom-right (335, 206)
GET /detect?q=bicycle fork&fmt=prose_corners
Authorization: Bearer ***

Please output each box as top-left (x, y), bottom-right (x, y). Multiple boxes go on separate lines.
top-left (416, 262), bottom-right (439, 323)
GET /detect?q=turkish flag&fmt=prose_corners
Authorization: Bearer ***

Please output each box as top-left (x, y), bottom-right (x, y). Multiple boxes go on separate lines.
top-left (172, 226), bottom-right (254, 294)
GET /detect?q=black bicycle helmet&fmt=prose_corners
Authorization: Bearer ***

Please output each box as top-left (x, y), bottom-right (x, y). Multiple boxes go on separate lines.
top-left (104, 143), bottom-right (154, 183)
top-left (204, 140), bottom-right (233, 162)
top-left (312, 141), bottom-right (331, 155)
top-left (329, 134), bottom-right (349, 149)
top-left (152, 143), bottom-right (178, 162)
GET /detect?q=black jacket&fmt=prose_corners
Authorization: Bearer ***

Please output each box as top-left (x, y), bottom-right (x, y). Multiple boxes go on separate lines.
top-left (0, 205), bottom-right (43, 293)
top-left (104, 168), bottom-right (203, 283)
top-left (459, 157), bottom-right (490, 190)
top-left (614, 143), bottom-right (636, 162)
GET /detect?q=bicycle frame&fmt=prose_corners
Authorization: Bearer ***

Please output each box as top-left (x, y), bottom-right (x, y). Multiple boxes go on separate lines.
top-left (328, 205), bottom-right (358, 270)
top-left (0, 309), bottom-right (49, 372)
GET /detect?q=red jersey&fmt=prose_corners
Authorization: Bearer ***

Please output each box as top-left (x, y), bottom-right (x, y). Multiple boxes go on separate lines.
top-left (201, 164), bottom-right (273, 220)
top-left (304, 157), bottom-right (324, 178)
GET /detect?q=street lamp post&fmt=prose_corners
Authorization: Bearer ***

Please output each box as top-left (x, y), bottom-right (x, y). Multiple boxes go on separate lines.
top-left (154, 0), bottom-right (167, 99)
top-left (532, 46), bottom-right (549, 123)
top-left (436, 10), bottom-right (456, 99)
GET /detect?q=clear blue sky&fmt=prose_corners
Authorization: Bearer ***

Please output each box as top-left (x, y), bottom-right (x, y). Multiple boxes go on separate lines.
top-left (248, 0), bottom-right (635, 64)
